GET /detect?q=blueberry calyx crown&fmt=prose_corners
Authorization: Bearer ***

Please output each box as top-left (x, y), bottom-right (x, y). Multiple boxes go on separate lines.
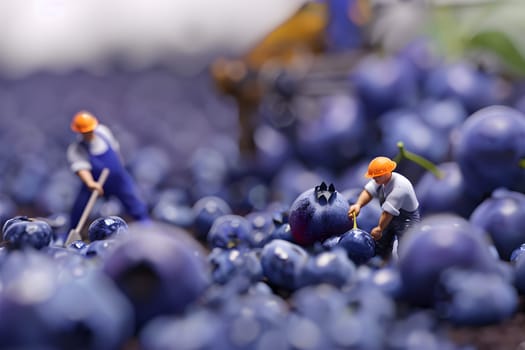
top-left (315, 182), bottom-right (337, 204)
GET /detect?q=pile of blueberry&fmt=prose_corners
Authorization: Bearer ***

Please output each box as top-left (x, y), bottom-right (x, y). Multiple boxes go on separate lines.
top-left (1, 10), bottom-right (525, 350)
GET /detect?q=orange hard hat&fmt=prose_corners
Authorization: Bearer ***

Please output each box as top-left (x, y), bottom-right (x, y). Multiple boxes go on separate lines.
top-left (365, 156), bottom-right (397, 178)
top-left (71, 111), bottom-right (98, 133)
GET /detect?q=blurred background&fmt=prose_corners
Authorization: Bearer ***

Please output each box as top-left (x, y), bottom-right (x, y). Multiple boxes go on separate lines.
top-left (1, 0), bottom-right (525, 224)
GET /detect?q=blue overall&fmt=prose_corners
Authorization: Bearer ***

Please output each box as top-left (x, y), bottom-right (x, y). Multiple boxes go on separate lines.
top-left (69, 132), bottom-right (149, 229)
top-left (375, 208), bottom-right (421, 259)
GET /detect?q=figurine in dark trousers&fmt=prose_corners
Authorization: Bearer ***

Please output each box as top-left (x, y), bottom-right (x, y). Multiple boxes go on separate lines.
top-left (348, 156), bottom-right (420, 260)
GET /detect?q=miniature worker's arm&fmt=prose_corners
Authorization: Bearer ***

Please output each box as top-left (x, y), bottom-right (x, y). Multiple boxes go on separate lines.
top-left (67, 143), bottom-right (104, 195)
top-left (371, 211), bottom-right (394, 240)
top-left (348, 189), bottom-right (373, 218)
top-left (76, 169), bottom-right (104, 195)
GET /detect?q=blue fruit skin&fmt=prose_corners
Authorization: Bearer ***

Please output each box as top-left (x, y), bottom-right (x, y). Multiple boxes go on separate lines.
top-left (0, 250), bottom-right (134, 350)
top-left (350, 54), bottom-right (418, 118)
top-left (102, 230), bottom-right (210, 328)
top-left (289, 183), bottom-right (352, 246)
top-left (470, 189), bottom-right (525, 261)
top-left (435, 269), bottom-right (518, 326)
top-left (208, 248), bottom-right (262, 286)
top-left (415, 162), bottom-right (480, 218)
top-left (379, 108), bottom-right (449, 166)
top-left (88, 216), bottom-right (128, 242)
top-left (192, 196), bottom-right (232, 241)
top-left (510, 243), bottom-right (525, 262)
top-left (83, 239), bottom-right (119, 259)
top-left (418, 98), bottom-right (467, 136)
top-left (424, 62), bottom-right (510, 113)
top-left (453, 105), bottom-right (525, 198)
top-left (296, 94), bottom-right (369, 170)
top-left (298, 249), bottom-right (356, 288)
top-left (260, 239), bottom-right (309, 291)
top-left (513, 253), bottom-right (525, 294)
top-left (2, 217), bottom-right (52, 250)
top-left (398, 214), bottom-right (499, 306)
top-left (337, 228), bottom-right (375, 265)
top-left (207, 214), bottom-right (254, 250)
top-left (2, 216), bottom-right (31, 234)
top-left (68, 240), bottom-right (87, 251)
top-left (245, 211), bottom-right (276, 248)
top-left (263, 223), bottom-right (294, 246)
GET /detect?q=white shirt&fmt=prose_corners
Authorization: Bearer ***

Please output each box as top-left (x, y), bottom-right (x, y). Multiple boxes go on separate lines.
top-left (364, 172), bottom-right (419, 216)
top-left (67, 124), bottom-right (120, 173)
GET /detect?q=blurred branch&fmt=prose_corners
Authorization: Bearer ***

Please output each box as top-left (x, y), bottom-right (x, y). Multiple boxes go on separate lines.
top-left (425, 0), bottom-right (525, 76)
top-left (467, 30), bottom-right (525, 76)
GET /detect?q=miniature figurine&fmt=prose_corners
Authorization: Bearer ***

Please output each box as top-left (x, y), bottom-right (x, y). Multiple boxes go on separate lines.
top-left (67, 111), bottom-right (150, 231)
top-left (348, 156), bottom-right (420, 259)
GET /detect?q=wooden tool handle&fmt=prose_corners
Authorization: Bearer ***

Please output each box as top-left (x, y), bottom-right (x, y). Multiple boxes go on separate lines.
top-left (64, 168), bottom-right (110, 246)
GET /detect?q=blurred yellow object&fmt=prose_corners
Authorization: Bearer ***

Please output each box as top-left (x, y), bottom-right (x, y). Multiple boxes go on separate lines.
top-left (243, 2), bottom-right (327, 69)
top-left (210, 2), bottom-right (358, 154)
top-left (211, 3), bottom-right (327, 93)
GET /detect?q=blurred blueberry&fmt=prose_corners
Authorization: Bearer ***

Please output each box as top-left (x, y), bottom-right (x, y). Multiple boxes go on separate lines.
top-left (208, 248), bottom-right (262, 288)
top-left (192, 195), bottom-right (232, 240)
top-left (207, 214), bottom-right (254, 250)
top-left (140, 308), bottom-right (229, 350)
top-left (350, 54), bottom-right (418, 117)
top-left (2, 217), bottom-right (52, 250)
top-left (298, 249), bottom-right (356, 288)
top-left (102, 224), bottom-right (210, 328)
top-left (295, 94), bottom-right (369, 170)
top-left (435, 269), bottom-right (518, 326)
top-left (83, 239), bottom-right (120, 259)
top-left (245, 210), bottom-right (276, 248)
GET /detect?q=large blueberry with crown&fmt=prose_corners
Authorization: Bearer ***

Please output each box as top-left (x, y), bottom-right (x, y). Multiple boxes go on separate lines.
top-left (289, 182), bottom-right (352, 245)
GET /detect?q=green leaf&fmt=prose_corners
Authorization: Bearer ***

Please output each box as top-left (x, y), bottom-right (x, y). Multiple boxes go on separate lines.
top-left (467, 30), bottom-right (525, 76)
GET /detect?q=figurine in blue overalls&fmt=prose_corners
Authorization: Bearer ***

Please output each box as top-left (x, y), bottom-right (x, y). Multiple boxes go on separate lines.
top-left (67, 111), bottom-right (150, 230)
top-left (348, 156), bottom-right (420, 260)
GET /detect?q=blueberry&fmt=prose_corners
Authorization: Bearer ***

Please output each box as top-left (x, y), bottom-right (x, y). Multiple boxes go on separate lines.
top-left (453, 105), bottom-right (525, 198)
top-left (470, 189), bottom-right (525, 261)
top-left (207, 214), bottom-right (254, 250)
top-left (2, 217), bottom-right (52, 250)
top-left (260, 239), bottom-right (309, 291)
top-left (289, 182), bottom-right (352, 245)
top-left (88, 216), bottom-right (128, 242)
top-left (192, 195), bottom-right (232, 240)
top-left (102, 226), bottom-right (210, 328)
top-left (398, 214), bottom-right (500, 306)
top-left (298, 249), bottom-right (356, 288)
top-left (337, 227), bottom-right (376, 265)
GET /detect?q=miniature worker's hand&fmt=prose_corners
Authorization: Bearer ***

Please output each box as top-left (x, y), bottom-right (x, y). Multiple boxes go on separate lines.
top-left (348, 204), bottom-right (361, 218)
top-left (86, 181), bottom-right (104, 196)
top-left (371, 226), bottom-right (383, 240)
